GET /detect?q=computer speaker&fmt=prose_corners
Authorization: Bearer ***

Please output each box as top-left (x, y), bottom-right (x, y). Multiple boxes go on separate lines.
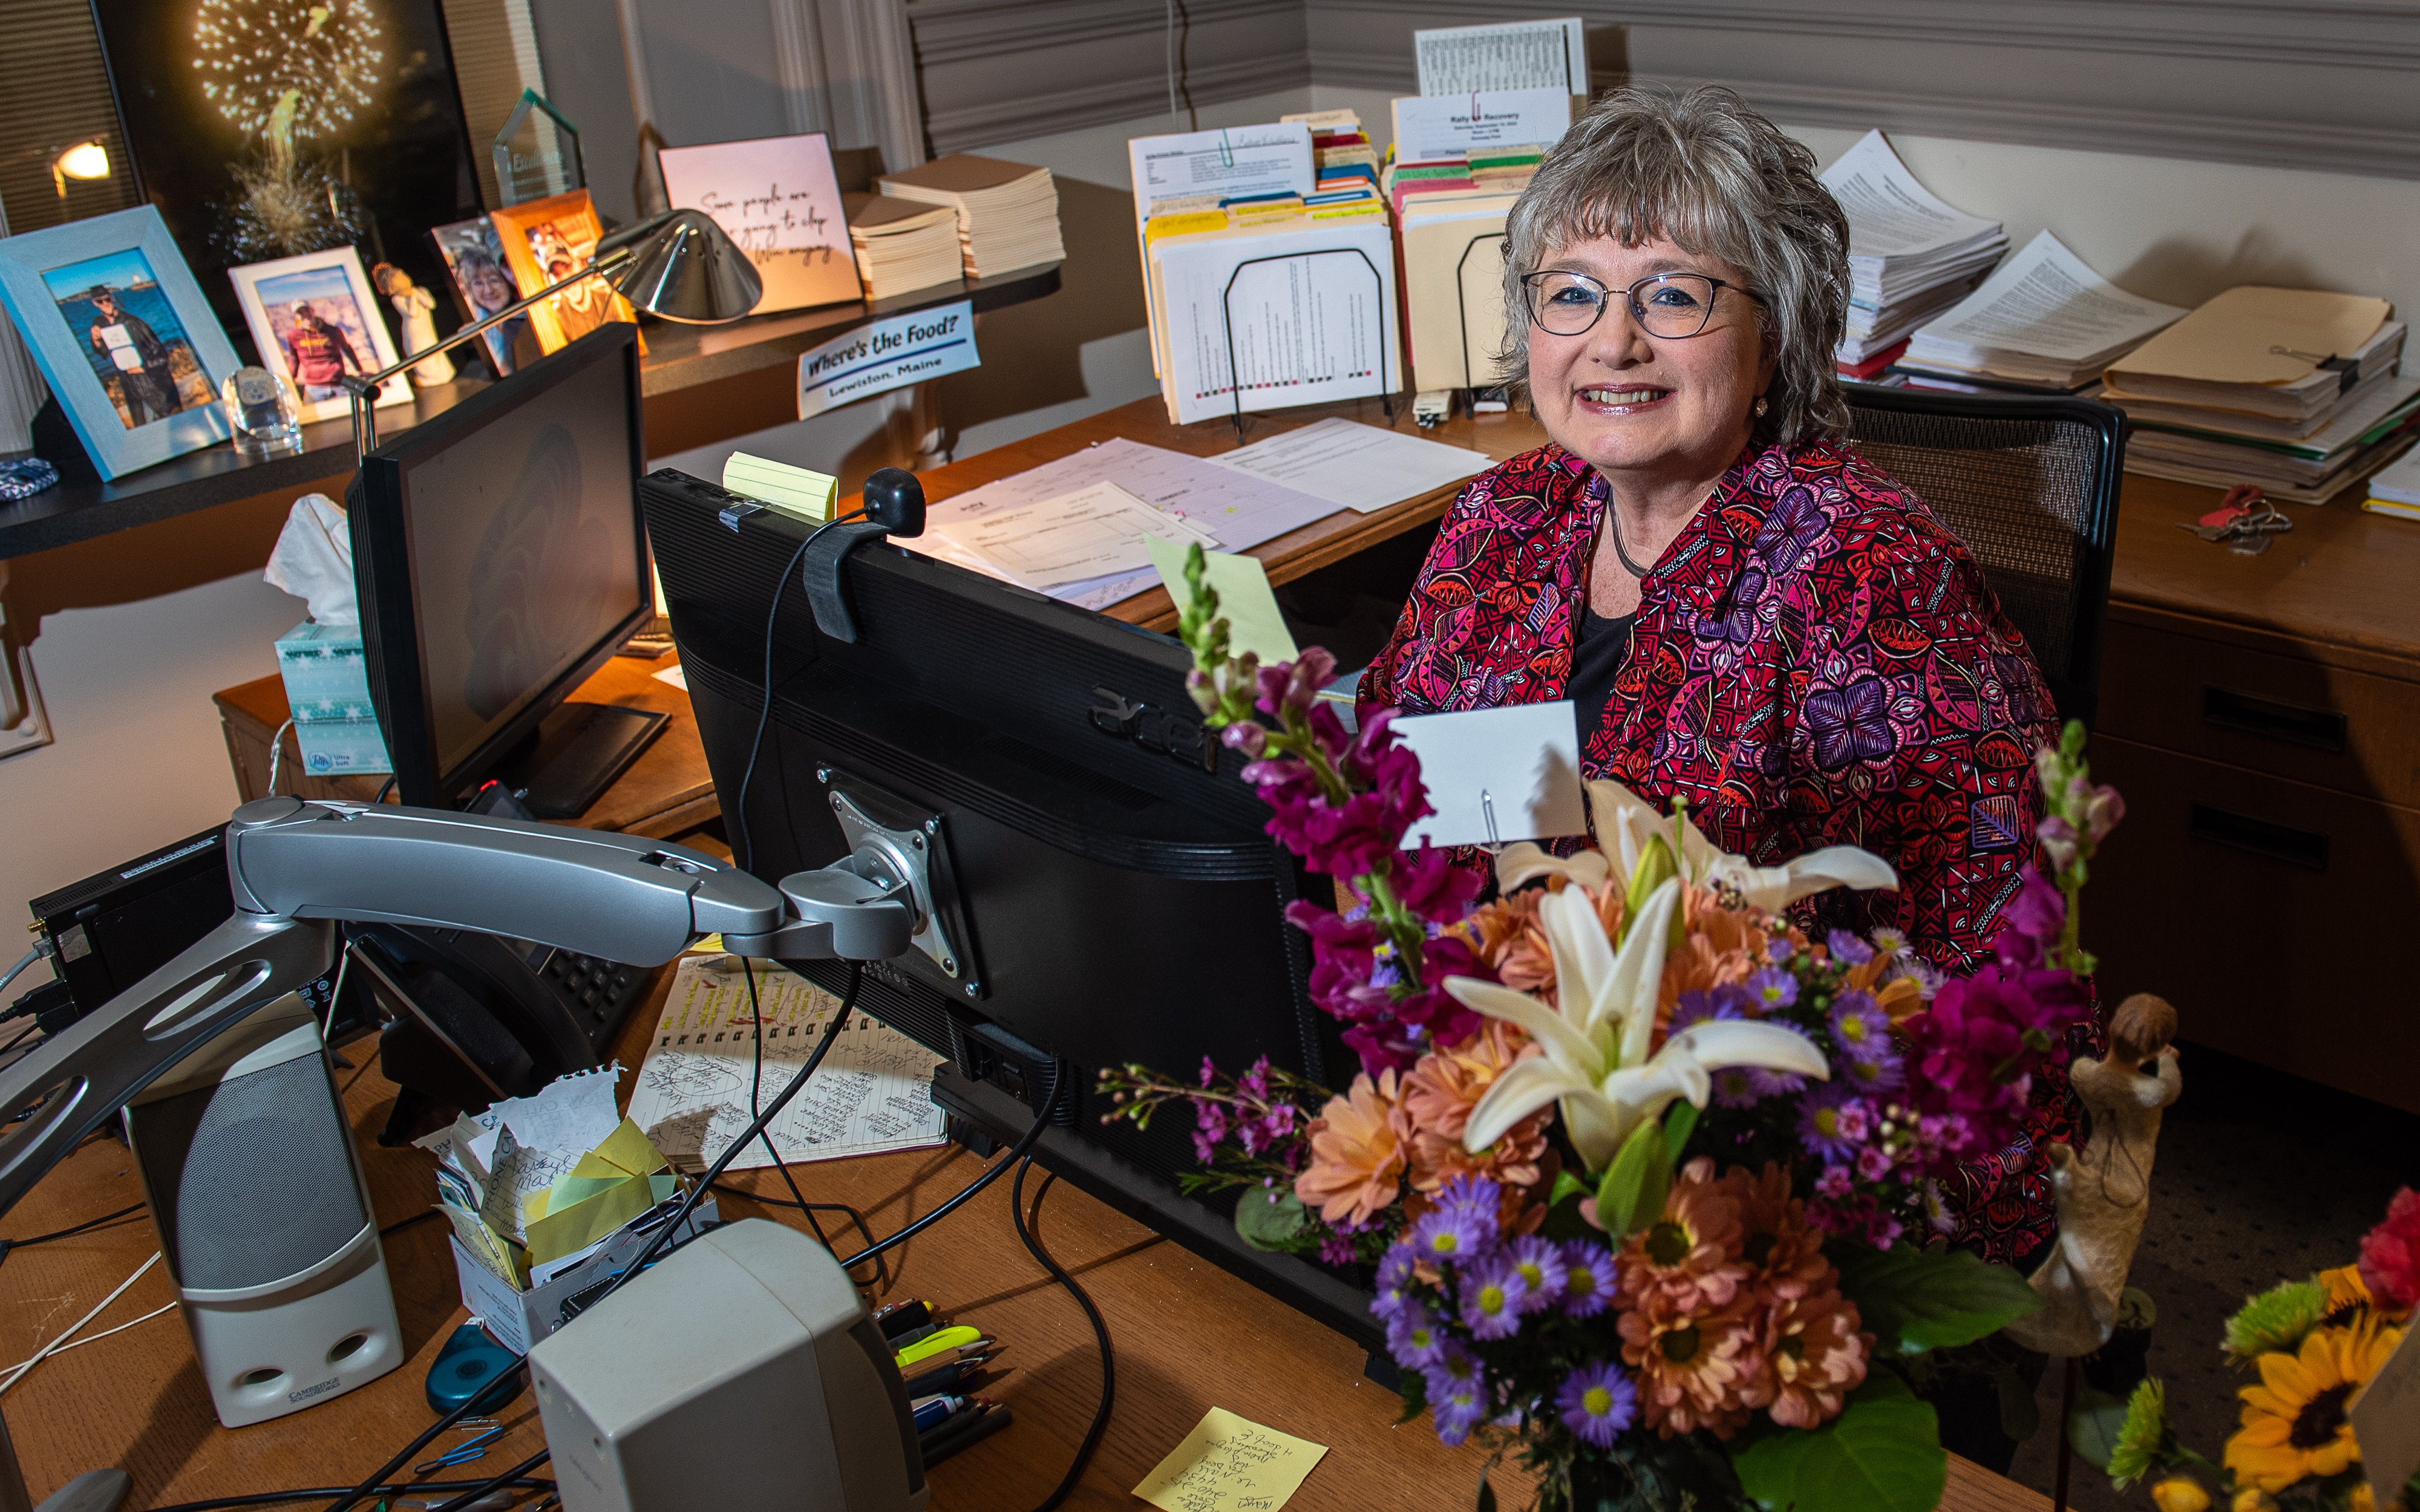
top-left (862, 468), bottom-right (925, 538)
top-left (122, 994), bottom-right (403, 1428)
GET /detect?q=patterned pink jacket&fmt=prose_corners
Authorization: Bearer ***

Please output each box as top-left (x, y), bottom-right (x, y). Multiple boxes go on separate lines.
top-left (1361, 437), bottom-right (2087, 1263)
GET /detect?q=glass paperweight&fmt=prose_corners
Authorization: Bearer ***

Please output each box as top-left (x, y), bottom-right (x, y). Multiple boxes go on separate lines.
top-left (493, 89), bottom-right (583, 207)
top-left (223, 366), bottom-right (304, 458)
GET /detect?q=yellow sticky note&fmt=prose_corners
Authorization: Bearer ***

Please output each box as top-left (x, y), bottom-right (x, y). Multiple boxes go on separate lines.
top-left (687, 933), bottom-right (725, 955)
top-left (524, 1174), bottom-right (657, 1268)
top-left (1145, 538), bottom-right (1299, 666)
top-left (572, 1118), bottom-right (670, 1181)
top-left (723, 451), bottom-right (838, 523)
top-left (1132, 1407), bottom-right (1328, 1512)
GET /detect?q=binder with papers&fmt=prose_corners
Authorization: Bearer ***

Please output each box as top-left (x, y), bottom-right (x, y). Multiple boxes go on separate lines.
top-left (2362, 442), bottom-right (2420, 521)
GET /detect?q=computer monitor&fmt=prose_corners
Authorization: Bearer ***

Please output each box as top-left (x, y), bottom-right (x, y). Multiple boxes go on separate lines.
top-left (352, 324), bottom-right (662, 815)
top-left (642, 467), bottom-right (1381, 1348)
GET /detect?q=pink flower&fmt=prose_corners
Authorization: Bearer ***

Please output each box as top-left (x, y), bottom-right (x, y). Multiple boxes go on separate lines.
top-left (2359, 1186), bottom-right (2420, 1315)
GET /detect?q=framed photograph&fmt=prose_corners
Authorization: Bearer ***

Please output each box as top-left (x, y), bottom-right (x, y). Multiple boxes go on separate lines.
top-left (0, 204), bottom-right (239, 478)
top-left (227, 247), bottom-right (411, 423)
top-left (488, 191), bottom-right (641, 356)
top-left (90, 0), bottom-right (483, 355)
top-left (430, 217), bottom-right (538, 377)
top-left (657, 132), bottom-right (858, 315)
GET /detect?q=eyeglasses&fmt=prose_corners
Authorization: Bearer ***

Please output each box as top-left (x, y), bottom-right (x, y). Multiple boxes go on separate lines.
top-left (1520, 270), bottom-right (1766, 339)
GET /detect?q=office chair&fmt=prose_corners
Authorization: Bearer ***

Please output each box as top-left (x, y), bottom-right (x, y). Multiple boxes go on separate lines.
top-left (1843, 384), bottom-right (2126, 726)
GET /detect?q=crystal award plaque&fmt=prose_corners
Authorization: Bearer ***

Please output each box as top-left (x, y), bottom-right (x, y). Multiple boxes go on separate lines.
top-left (492, 90), bottom-right (583, 207)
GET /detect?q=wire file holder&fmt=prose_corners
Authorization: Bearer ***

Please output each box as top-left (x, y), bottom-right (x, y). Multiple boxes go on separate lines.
top-left (1454, 231), bottom-right (1508, 393)
top-left (1219, 246), bottom-right (1394, 442)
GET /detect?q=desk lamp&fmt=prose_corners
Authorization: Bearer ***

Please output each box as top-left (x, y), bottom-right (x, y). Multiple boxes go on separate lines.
top-left (339, 207), bottom-right (764, 460)
top-left (0, 795), bottom-right (934, 1512)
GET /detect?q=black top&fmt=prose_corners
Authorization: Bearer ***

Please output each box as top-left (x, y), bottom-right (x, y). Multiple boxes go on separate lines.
top-left (1570, 604), bottom-right (1635, 743)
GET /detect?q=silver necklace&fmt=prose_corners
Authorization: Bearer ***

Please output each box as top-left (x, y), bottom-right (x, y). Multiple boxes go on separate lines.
top-left (1604, 504), bottom-right (1654, 578)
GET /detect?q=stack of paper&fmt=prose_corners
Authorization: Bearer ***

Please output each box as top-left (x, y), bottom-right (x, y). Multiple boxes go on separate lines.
top-left (845, 192), bottom-right (962, 300)
top-left (2363, 442), bottom-right (2420, 521)
top-left (1209, 416), bottom-right (1491, 514)
top-left (2101, 287), bottom-right (2417, 503)
top-left (878, 154), bottom-right (1065, 278)
top-left (1898, 231), bottom-right (2185, 394)
top-left (1381, 88), bottom-right (1564, 220)
top-left (1818, 131), bottom-right (2006, 377)
top-left (1286, 108), bottom-right (1382, 212)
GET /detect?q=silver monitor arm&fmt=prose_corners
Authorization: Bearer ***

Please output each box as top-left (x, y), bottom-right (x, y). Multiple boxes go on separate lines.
top-left (0, 795), bottom-right (917, 1219)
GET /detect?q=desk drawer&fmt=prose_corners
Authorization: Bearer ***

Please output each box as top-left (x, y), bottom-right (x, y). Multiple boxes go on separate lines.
top-left (2088, 733), bottom-right (2420, 1114)
top-left (2098, 618), bottom-right (2420, 808)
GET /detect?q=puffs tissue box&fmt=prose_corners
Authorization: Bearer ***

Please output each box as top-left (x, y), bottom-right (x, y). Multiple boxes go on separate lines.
top-left (273, 621), bottom-right (390, 776)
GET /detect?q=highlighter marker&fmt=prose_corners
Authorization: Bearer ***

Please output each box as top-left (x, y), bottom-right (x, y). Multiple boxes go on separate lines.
top-left (894, 1325), bottom-right (983, 1370)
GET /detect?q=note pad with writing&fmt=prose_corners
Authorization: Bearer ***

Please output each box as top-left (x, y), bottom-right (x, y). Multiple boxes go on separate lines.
top-left (1393, 702), bottom-right (1586, 849)
top-left (1133, 1407), bottom-right (1328, 1512)
top-left (722, 452), bottom-right (839, 522)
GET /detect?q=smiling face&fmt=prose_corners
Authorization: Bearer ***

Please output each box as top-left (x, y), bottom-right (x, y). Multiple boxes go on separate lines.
top-left (1525, 233), bottom-right (1775, 491)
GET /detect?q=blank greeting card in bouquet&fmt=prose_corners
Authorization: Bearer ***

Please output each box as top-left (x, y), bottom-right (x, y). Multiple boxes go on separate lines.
top-left (659, 132), bottom-right (858, 315)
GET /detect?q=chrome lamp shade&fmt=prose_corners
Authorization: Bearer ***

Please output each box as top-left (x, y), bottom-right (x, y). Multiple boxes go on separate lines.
top-left (600, 208), bottom-right (764, 323)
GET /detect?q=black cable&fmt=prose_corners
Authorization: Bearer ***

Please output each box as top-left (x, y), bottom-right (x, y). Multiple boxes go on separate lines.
top-left (730, 506), bottom-right (866, 875)
top-left (1012, 1155), bottom-right (1114, 1512)
top-left (424, 1448), bottom-right (554, 1512)
top-left (705, 1180), bottom-right (887, 1272)
top-left (836, 1061), bottom-right (1062, 1271)
top-left (8, 1201), bottom-right (141, 1248)
top-left (150, 1479), bottom-right (552, 1512)
top-left (372, 776), bottom-right (396, 805)
top-left (378, 1210), bottom-right (441, 1239)
top-left (736, 957), bottom-right (888, 1291)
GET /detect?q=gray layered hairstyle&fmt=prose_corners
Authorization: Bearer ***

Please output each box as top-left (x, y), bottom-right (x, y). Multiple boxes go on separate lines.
top-left (1497, 85), bottom-right (1852, 447)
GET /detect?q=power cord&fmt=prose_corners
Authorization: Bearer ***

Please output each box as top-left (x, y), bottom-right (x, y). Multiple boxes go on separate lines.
top-left (739, 956), bottom-right (886, 1292)
top-left (836, 1060), bottom-right (1063, 1271)
top-left (1011, 1156), bottom-right (1114, 1512)
top-left (730, 506), bottom-right (868, 875)
top-left (0, 1202), bottom-right (143, 1272)
top-left (152, 1478), bottom-right (554, 1512)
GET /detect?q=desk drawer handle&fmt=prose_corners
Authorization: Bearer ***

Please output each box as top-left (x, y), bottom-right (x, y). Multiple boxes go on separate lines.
top-left (2202, 686), bottom-right (2346, 752)
top-left (2188, 803), bottom-right (2329, 871)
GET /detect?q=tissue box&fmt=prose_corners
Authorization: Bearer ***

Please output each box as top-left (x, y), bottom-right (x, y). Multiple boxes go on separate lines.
top-left (447, 1198), bottom-right (719, 1355)
top-left (273, 621), bottom-right (391, 776)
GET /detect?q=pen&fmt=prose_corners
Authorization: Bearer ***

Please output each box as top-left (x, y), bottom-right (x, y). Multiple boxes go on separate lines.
top-left (889, 1320), bottom-right (939, 1349)
top-left (874, 1300), bottom-right (934, 1339)
top-left (920, 1402), bottom-right (1011, 1466)
top-left (901, 1358), bottom-right (987, 1398)
top-left (894, 1325), bottom-right (984, 1369)
top-left (912, 1393), bottom-right (970, 1432)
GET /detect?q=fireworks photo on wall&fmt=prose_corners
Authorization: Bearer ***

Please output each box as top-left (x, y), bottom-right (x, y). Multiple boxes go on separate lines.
top-left (93, 0), bottom-right (483, 363)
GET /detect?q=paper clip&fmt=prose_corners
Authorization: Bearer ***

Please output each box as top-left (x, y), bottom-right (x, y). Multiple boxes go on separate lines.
top-left (1480, 789), bottom-right (1504, 855)
top-left (1217, 129), bottom-right (1234, 169)
top-left (415, 1423), bottom-right (505, 1474)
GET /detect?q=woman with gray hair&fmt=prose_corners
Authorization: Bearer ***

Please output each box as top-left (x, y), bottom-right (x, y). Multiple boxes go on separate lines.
top-left (1362, 86), bottom-right (2084, 1274)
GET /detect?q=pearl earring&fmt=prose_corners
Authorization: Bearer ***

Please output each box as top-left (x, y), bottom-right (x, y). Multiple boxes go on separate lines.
top-left (1753, 396), bottom-right (1769, 418)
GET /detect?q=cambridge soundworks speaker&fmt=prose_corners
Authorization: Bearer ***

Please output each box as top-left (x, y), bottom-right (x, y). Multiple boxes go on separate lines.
top-left (123, 993), bottom-right (403, 1427)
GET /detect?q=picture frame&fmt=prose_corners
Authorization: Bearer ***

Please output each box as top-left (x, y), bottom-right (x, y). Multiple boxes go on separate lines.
top-left (488, 190), bottom-right (641, 357)
top-left (227, 246), bottom-right (413, 424)
top-left (430, 217), bottom-right (538, 378)
top-left (0, 204), bottom-right (240, 479)
top-left (657, 132), bottom-right (858, 315)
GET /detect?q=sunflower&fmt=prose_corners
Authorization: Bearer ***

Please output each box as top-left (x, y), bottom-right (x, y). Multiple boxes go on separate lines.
top-left (2223, 1317), bottom-right (2404, 1493)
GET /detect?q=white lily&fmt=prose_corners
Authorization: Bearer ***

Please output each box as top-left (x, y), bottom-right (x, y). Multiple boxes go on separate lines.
top-left (1448, 877), bottom-right (1831, 1172)
top-left (1493, 778), bottom-right (1899, 910)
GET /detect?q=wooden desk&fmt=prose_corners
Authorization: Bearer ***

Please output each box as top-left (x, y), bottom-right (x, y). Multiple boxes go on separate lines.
top-left (0, 970), bottom-right (2048, 1511)
top-left (212, 653), bottom-right (717, 842)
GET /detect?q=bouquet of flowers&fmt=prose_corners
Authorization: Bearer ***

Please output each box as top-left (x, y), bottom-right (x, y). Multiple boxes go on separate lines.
top-left (1099, 548), bottom-right (2131, 1511)
top-left (2102, 1190), bottom-right (2416, 1512)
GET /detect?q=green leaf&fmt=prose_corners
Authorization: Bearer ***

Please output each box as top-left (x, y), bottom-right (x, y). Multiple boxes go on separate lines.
top-left (1620, 835), bottom-right (1676, 945)
top-left (1597, 1116), bottom-right (1672, 1237)
top-left (1233, 1186), bottom-right (1307, 1251)
top-left (1550, 1168), bottom-right (1591, 1208)
top-left (1831, 1242), bottom-right (2046, 1355)
top-left (1993, 1364), bottom-right (2041, 1445)
top-left (1663, 1101), bottom-right (1701, 1165)
top-left (1473, 1464), bottom-right (1497, 1512)
top-left (2066, 1384), bottom-right (2131, 1471)
top-left (1729, 1374), bottom-right (1945, 1512)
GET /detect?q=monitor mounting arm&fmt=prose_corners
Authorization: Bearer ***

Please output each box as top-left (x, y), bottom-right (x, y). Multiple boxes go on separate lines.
top-left (0, 796), bottom-right (916, 1220)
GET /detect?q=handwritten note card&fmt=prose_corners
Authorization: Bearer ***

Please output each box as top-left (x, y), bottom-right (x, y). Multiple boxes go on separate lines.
top-left (1132, 1408), bottom-right (1329, 1512)
top-left (659, 132), bottom-right (858, 314)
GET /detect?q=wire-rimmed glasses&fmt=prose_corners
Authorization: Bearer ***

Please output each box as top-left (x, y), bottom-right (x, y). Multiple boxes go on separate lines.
top-left (1520, 270), bottom-right (1766, 339)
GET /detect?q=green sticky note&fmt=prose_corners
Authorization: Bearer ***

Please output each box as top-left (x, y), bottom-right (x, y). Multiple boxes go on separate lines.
top-left (1146, 537), bottom-right (1300, 665)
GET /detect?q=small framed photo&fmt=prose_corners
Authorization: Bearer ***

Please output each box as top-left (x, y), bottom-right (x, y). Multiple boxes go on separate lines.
top-left (430, 216), bottom-right (538, 377)
top-left (0, 204), bottom-right (240, 478)
top-left (658, 132), bottom-right (858, 314)
top-left (489, 189), bottom-right (641, 356)
top-left (227, 247), bottom-right (413, 423)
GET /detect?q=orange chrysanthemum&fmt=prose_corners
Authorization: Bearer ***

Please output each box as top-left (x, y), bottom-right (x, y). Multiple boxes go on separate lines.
top-left (1292, 1070), bottom-right (1404, 1228)
top-left (1724, 1162), bottom-right (1831, 1302)
top-left (1758, 1284), bottom-right (1871, 1427)
top-left (1618, 1156), bottom-right (1750, 1312)
top-left (1401, 1022), bottom-right (1551, 1194)
top-left (1618, 1290), bottom-right (1765, 1438)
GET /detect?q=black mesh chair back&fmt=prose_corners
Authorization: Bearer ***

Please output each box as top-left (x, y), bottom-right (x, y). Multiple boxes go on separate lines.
top-left (1843, 385), bottom-right (2125, 726)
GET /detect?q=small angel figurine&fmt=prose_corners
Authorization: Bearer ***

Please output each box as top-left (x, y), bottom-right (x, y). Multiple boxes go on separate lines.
top-left (371, 262), bottom-right (456, 387)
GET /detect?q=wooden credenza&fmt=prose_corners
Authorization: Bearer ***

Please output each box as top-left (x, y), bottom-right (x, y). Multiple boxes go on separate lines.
top-left (2090, 473), bottom-right (2420, 1115)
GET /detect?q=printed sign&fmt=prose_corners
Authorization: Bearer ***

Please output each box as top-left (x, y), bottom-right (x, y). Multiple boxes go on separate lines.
top-left (795, 299), bottom-right (979, 419)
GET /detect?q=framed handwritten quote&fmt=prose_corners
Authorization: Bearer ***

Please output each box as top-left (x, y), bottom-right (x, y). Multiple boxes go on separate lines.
top-left (658, 132), bottom-right (858, 315)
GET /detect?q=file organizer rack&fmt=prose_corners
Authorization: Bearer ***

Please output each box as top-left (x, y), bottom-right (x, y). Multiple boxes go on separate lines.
top-left (1220, 247), bottom-right (1394, 441)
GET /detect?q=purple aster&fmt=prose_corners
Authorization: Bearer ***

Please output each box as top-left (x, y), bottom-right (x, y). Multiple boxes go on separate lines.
top-left (1768, 937), bottom-right (1796, 963)
top-left (1560, 1240), bottom-right (1618, 1317)
top-left (1840, 1039), bottom-right (1905, 1093)
top-left (1742, 1022), bottom-right (1817, 1098)
top-left (1409, 1205), bottom-right (1488, 1267)
top-left (1799, 1085), bottom-right (1866, 1163)
top-left (1667, 988), bottom-right (1740, 1034)
top-left (1827, 928), bottom-right (1874, 965)
top-left (1506, 1235), bottom-right (1566, 1314)
top-left (1424, 1340), bottom-right (1480, 1395)
top-left (1430, 1175), bottom-right (1502, 1242)
top-left (1709, 1065), bottom-right (1761, 1109)
top-left (1745, 966), bottom-right (1798, 1012)
top-left (1870, 926), bottom-right (1910, 959)
top-left (1459, 1255), bottom-right (1528, 1340)
top-left (1431, 1381), bottom-right (1486, 1446)
top-left (1830, 991), bottom-right (1889, 1055)
top-left (1386, 1302), bottom-right (1449, 1369)
top-left (1556, 1361), bottom-right (1638, 1448)
top-left (1372, 1245), bottom-right (1419, 1320)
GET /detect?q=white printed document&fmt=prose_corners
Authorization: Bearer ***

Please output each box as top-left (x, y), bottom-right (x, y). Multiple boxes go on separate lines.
top-left (1819, 130), bottom-right (2001, 263)
top-left (1151, 218), bottom-right (1402, 426)
top-left (1128, 123), bottom-right (1315, 232)
top-left (1907, 230), bottom-right (2185, 383)
top-left (940, 480), bottom-right (1217, 589)
top-left (1414, 18), bottom-right (1588, 96)
top-left (1210, 417), bottom-right (1490, 513)
top-left (626, 957), bottom-right (947, 1171)
top-left (1393, 702), bottom-right (1587, 849)
top-left (1390, 88), bottom-right (1572, 165)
